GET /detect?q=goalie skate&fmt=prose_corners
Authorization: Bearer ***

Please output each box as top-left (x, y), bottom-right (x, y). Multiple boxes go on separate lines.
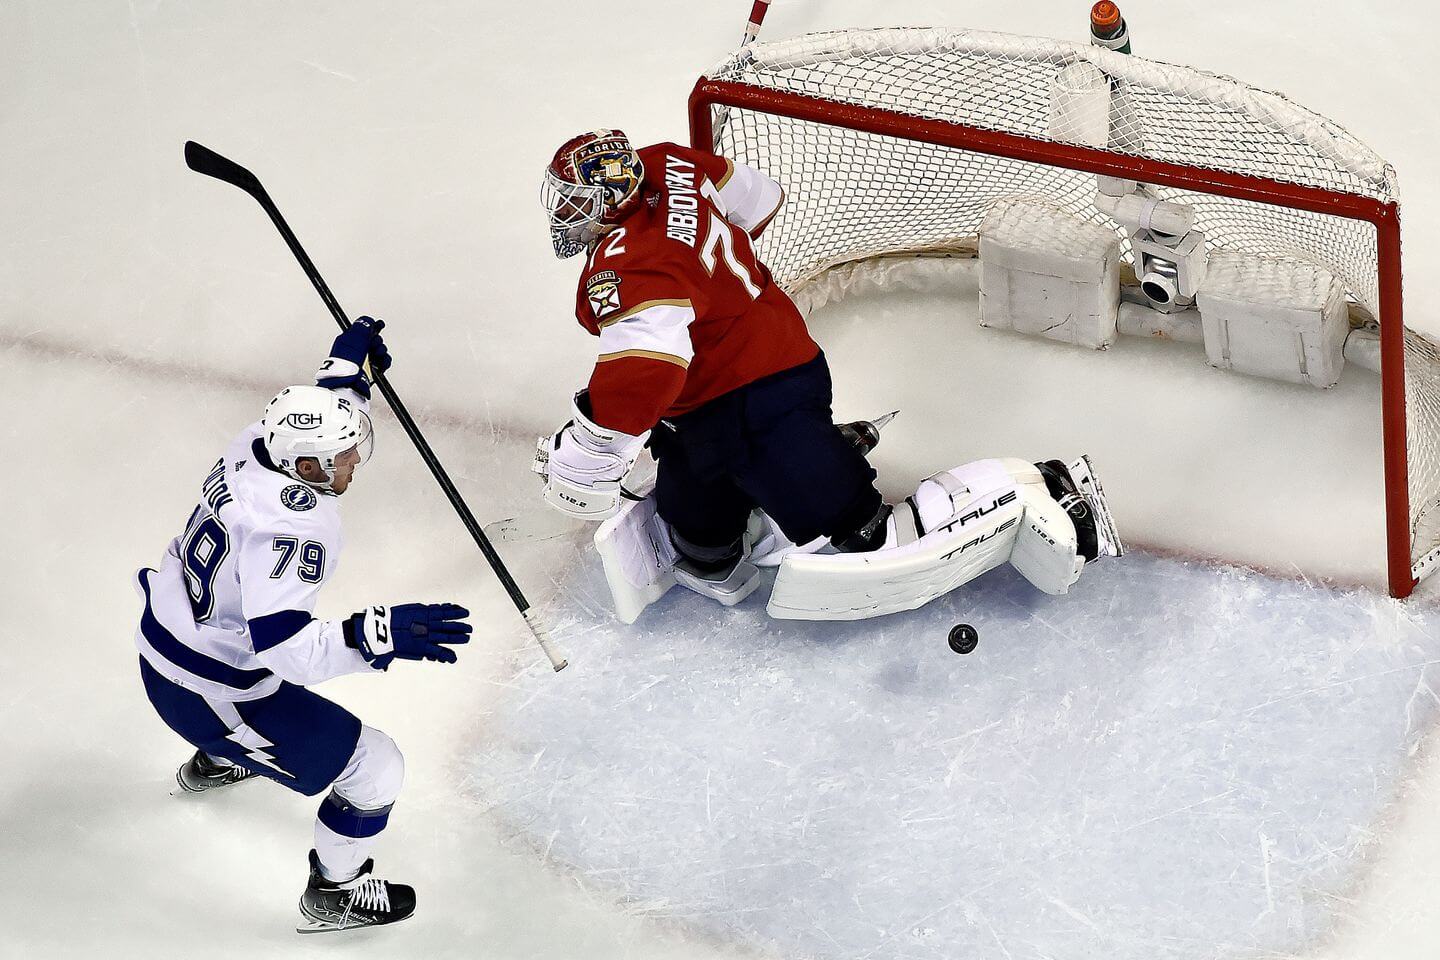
top-left (1060, 455), bottom-right (1125, 559)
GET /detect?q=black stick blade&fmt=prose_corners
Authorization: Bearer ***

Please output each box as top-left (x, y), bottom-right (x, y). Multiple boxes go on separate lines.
top-left (184, 141), bottom-right (263, 197)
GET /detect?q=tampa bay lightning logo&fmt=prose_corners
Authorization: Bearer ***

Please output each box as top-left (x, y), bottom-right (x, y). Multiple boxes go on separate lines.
top-left (281, 484), bottom-right (318, 512)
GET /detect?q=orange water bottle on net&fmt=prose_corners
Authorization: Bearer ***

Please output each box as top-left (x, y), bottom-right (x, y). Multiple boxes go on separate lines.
top-left (1089, 1), bottom-right (1131, 53)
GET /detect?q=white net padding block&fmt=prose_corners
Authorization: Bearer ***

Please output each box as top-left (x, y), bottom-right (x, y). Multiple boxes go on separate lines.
top-left (1048, 60), bottom-right (1111, 149)
top-left (1197, 251), bottom-right (1349, 388)
top-left (979, 200), bottom-right (1121, 349)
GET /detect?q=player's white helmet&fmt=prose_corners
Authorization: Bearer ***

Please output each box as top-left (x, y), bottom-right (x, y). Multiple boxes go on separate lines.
top-left (261, 385), bottom-right (374, 491)
top-left (541, 129), bottom-right (645, 259)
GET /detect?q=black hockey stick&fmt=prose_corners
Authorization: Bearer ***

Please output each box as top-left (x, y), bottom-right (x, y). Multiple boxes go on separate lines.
top-left (183, 140), bottom-right (568, 672)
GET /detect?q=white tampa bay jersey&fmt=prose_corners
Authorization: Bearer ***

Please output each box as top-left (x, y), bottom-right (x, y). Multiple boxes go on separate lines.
top-left (135, 408), bottom-right (370, 701)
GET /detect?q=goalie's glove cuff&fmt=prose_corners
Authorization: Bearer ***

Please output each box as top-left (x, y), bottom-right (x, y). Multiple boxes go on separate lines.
top-left (567, 390), bottom-right (649, 457)
top-left (538, 390), bottom-right (649, 521)
top-left (344, 602), bottom-right (473, 670)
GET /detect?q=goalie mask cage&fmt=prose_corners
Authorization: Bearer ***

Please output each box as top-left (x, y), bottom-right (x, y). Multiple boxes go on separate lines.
top-left (688, 27), bottom-right (1440, 598)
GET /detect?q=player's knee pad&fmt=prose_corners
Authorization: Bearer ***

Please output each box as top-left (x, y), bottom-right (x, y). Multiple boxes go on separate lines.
top-left (331, 725), bottom-right (405, 810)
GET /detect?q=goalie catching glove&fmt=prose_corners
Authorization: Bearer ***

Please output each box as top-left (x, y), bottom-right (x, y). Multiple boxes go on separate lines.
top-left (534, 390), bottom-right (648, 520)
top-left (343, 602), bottom-right (472, 670)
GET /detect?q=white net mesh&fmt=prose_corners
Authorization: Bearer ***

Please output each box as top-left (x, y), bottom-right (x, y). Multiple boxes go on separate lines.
top-left (700, 27), bottom-right (1440, 587)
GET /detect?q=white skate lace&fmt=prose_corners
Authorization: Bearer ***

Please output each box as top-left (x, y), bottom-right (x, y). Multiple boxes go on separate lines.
top-left (343, 877), bottom-right (391, 915)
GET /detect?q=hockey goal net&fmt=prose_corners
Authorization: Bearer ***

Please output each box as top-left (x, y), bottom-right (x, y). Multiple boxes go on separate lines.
top-left (689, 26), bottom-right (1440, 598)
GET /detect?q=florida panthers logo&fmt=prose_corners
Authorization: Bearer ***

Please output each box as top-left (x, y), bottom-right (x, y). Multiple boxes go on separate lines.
top-left (586, 270), bottom-right (622, 319)
top-left (281, 484), bottom-right (318, 512)
top-left (575, 139), bottom-right (642, 211)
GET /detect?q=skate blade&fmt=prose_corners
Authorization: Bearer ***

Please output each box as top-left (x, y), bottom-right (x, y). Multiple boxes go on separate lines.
top-left (1068, 455), bottom-right (1126, 558)
top-left (171, 768), bottom-right (205, 797)
top-left (171, 769), bottom-right (258, 797)
top-left (296, 912), bottom-right (413, 934)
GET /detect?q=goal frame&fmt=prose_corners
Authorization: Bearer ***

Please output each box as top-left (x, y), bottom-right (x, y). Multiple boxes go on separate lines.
top-left (687, 78), bottom-right (1412, 597)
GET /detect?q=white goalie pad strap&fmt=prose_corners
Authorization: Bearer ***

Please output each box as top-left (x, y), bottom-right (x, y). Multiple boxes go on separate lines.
top-left (746, 510), bottom-right (828, 568)
top-left (892, 500), bottom-right (923, 546)
top-left (924, 470), bottom-right (969, 502)
top-left (911, 458), bottom-right (1041, 535)
top-left (594, 483), bottom-right (678, 624)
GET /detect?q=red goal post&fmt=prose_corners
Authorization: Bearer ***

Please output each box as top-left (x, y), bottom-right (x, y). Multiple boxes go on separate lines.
top-left (687, 27), bottom-right (1426, 597)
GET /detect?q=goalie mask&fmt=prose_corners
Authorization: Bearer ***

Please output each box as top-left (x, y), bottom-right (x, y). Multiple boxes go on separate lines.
top-left (542, 129), bottom-right (645, 258)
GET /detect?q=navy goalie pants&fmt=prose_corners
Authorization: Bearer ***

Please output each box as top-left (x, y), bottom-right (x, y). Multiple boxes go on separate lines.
top-left (651, 351), bottom-right (883, 553)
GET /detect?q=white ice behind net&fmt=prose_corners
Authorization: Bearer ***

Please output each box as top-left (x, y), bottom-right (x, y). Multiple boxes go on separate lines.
top-left (702, 27), bottom-right (1440, 581)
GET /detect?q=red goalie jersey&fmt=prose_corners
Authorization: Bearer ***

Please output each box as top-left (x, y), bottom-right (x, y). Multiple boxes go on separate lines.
top-left (574, 142), bottom-right (819, 435)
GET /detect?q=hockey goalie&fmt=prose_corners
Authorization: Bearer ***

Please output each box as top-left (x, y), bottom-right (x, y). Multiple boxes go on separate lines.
top-left (535, 129), bottom-right (1123, 623)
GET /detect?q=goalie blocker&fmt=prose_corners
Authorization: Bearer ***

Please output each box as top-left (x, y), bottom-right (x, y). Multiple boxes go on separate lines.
top-left (596, 456), bottom-right (1122, 623)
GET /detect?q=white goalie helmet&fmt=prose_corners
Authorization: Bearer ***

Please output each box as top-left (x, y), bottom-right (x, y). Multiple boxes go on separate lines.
top-left (261, 385), bottom-right (374, 490)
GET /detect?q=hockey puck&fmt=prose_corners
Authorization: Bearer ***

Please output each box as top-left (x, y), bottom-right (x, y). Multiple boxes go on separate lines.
top-left (948, 623), bottom-right (979, 655)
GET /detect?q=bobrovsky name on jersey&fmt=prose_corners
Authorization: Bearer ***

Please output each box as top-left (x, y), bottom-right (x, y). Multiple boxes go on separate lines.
top-left (664, 155), bottom-right (703, 247)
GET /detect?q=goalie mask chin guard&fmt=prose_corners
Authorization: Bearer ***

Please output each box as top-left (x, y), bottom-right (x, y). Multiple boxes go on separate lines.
top-left (542, 170), bottom-right (608, 259)
top-left (542, 129), bottom-right (645, 259)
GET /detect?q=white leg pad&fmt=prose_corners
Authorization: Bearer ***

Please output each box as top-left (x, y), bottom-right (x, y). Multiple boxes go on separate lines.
top-left (594, 481), bottom-right (677, 625)
top-left (1010, 492), bottom-right (1085, 594)
top-left (766, 458), bottom-right (1084, 620)
top-left (767, 459), bottom-right (1025, 621)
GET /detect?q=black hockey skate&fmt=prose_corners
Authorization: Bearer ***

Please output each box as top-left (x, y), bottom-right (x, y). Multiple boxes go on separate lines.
top-left (1036, 456), bottom-right (1125, 561)
top-left (297, 850), bottom-right (416, 934)
top-left (174, 750), bottom-right (258, 794)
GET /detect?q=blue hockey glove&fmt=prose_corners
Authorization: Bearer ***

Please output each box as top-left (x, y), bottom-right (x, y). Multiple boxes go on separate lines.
top-left (344, 602), bottom-right (472, 670)
top-left (317, 316), bottom-right (392, 398)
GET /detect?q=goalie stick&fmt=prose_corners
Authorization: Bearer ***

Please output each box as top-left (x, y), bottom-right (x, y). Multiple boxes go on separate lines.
top-left (182, 140), bottom-right (568, 672)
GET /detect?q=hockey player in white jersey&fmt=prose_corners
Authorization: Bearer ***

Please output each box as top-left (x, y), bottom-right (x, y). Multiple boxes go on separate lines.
top-left (134, 317), bottom-right (472, 933)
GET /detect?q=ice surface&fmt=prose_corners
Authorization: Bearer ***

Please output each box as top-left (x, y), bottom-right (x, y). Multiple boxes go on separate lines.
top-left (474, 552), bottom-right (1440, 960)
top-left (6, 0), bottom-right (1440, 957)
